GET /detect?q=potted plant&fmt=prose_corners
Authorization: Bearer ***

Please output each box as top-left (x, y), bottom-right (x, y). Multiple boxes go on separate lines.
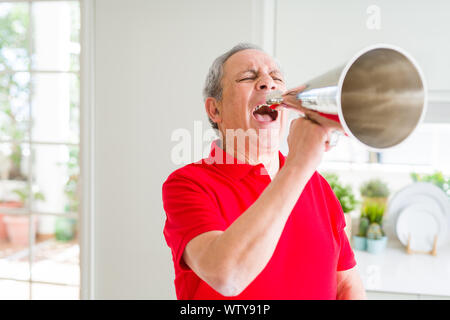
top-left (359, 178), bottom-right (390, 206)
top-left (354, 200), bottom-right (388, 254)
top-left (0, 15), bottom-right (28, 242)
top-left (411, 171), bottom-right (450, 196)
top-left (366, 221), bottom-right (387, 254)
top-left (0, 200), bottom-right (23, 241)
top-left (3, 187), bottom-right (45, 245)
top-left (322, 172), bottom-right (358, 239)
top-left (353, 213), bottom-right (369, 251)
top-left (55, 147), bottom-right (79, 242)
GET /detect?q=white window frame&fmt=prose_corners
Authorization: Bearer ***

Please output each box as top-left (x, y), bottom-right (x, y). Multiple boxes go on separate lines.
top-left (0, 0), bottom-right (92, 299)
top-left (79, 0), bottom-right (94, 300)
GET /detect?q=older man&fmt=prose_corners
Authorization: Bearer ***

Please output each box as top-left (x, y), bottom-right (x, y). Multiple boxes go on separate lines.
top-left (163, 43), bottom-right (366, 299)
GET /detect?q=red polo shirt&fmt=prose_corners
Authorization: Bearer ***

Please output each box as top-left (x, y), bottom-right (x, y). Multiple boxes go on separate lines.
top-left (162, 140), bottom-right (356, 300)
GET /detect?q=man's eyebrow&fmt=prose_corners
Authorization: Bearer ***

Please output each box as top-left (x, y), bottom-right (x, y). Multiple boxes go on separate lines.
top-left (269, 69), bottom-right (283, 76)
top-left (236, 69), bottom-right (283, 77)
top-left (236, 69), bottom-right (258, 76)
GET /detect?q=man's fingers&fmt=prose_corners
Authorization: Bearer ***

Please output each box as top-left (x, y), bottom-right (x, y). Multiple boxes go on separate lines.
top-left (279, 85), bottom-right (309, 114)
top-left (289, 114), bottom-right (338, 152)
top-left (301, 111), bottom-right (342, 151)
top-left (303, 110), bottom-right (344, 134)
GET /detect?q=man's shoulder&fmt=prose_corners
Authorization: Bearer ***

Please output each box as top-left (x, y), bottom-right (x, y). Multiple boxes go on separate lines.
top-left (311, 171), bottom-right (331, 190)
top-left (304, 171), bottom-right (326, 188)
top-left (163, 159), bottom-right (219, 187)
top-left (303, 171), bottom-right (339, 206)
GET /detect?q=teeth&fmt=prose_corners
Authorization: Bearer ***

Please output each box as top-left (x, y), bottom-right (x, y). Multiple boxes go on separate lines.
top-left (266, 90), bottom-right (283, 105)
top-left (255, 104), bottom-right (269, 111)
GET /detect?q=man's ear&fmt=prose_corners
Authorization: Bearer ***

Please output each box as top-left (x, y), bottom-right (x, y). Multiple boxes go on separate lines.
top-left (205, 97), bottom-right (222, 126)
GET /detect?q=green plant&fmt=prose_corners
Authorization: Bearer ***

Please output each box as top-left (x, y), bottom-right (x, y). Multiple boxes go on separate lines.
top-left (366, 223), bottom-right (383, 240)
top-left (358, 216), bottom-right (370, 237)
top-left (360, 179), bottom-right (390, 198)
top-left (322, 172), bottom-right (358, 213)
top-left (55, 217), bottom-right (77, 242)
top-left (55, 147), bottom-right (79, 242)
top-left (12, 186), bottom-right (45, 205)
top-left (63, 147), bottom-right (79, 213)
top-left (362, 201), bottom-right (385, 224)
top-left (411, 171), bottom-right (450, 197)
top-left (359, 201), bottom-right (386, 238)
top-left (0, 5), bottom-right (30, 181)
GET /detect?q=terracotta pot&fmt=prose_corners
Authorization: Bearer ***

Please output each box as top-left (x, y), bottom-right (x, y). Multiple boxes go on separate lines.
top-left (3, 215), bottom-right (37, 245)
top-left (0, 202), bottom-right (23, 241)
top-left (0, 214), bottom-right (7, 240)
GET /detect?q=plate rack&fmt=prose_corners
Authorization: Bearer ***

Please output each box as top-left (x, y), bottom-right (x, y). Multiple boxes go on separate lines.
top-left (406, 233), bottom-right (438, 256)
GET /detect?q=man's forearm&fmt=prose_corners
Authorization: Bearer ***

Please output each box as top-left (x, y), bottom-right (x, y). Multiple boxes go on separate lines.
top-left (201, 162), bottom-right (313, 296)
top-left (336, 268), bottom-right (367, 300)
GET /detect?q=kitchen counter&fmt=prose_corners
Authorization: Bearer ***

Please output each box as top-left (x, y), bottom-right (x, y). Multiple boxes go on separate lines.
top-left (354, 238), bottom-right (450, 298)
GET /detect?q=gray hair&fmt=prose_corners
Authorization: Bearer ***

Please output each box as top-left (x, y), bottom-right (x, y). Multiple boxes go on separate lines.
top-left (203, 43), bottom-right (264, 130)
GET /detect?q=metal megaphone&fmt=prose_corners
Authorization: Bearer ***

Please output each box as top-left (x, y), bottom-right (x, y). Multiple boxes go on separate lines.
top-left (267, 44), bottom-right (427, 150)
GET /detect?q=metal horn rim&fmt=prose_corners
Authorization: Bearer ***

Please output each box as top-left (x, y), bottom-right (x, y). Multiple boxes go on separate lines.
top-left (335, 43), bottom-right (428, 152)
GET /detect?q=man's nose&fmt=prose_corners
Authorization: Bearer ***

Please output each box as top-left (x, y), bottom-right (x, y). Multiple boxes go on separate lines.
top-left (257, 75), bottom-right (276, 91)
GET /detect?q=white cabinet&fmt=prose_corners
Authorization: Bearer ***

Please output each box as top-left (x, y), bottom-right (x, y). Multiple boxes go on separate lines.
top-left (354, 240), bottom-right (450, 300)
top-left (366, 291), bottom-right (418, 300)
top-left (367, 291), bottom-right (450, 300)
top-left (419, 294), bottom-right (450, 300)
top-left (275, 0), bottom-right (450, 92)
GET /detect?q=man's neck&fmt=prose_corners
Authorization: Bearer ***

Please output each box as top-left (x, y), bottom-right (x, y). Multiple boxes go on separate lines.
top-left (221, 139), bottom-right (280, 180)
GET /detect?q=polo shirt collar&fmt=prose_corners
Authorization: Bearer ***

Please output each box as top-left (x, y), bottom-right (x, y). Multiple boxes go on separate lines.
top-left (203, 139), bottom-right (286, 180)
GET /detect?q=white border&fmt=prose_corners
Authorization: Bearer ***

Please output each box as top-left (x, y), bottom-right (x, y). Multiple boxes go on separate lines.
top-left (79, 0), bottom-right (95, 300)
top-left (336, 43), bottom-right (428, 152)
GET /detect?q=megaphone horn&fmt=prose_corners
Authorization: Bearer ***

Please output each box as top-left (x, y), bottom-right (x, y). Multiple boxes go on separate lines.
top-left (267, 44), bottom-right (427, 151)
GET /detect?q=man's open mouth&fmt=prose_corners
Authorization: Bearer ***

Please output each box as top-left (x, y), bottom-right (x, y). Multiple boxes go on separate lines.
top-left (252, 104), bottom-right (278, 122)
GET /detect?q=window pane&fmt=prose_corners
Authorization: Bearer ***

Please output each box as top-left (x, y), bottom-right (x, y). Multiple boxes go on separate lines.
top-left (0, 72), bottom-right (30, 141)
top-left (0, 279), bottom-right (29, 299)
top-left (379, 124), bottom-right (450, 167)
top-left (31, 73), bottom-right (79, 143)
top-left (0, 3), bottom-right (30, 71)
top-left (0, 143), bottom-right (31, 283)
top-left (32, 229), bottom-right (79, 286)
top-left (32, 145), bottom-right (79, 214)
top-left (0, 0), bottom-right (81, 300)
top-left (0, 213), bottom-right (32, 281)
top-left (0, 143), bottom-right (30, 192)
top-left (31, 1), bottom-right (80, 71)
top-left (322, 135), bottom-right (369, 163)
top-left (429, 124), bottom-right (450, 172)
top-left (379, 126), bottom-right (433, 165)
top-left (32, 282), bottom-right (78, 300)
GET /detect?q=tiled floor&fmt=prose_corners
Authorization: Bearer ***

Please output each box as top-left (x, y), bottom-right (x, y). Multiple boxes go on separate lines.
top-left (0, 235), bottom-right (79, 299)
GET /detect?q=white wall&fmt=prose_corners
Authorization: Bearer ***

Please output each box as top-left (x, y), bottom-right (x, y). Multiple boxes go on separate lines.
top-left (93, 0), bottom-right (260, 299)
top-left (276, 0), bottom-right (450, 91)
top-left (275, 0), bottom-right (450, 121)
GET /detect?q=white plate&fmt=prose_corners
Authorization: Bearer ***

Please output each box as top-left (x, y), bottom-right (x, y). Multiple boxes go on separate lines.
top-left (396, 203), bottom-right (442, 251)
top-left (387, 182), bottom-right (450, 245)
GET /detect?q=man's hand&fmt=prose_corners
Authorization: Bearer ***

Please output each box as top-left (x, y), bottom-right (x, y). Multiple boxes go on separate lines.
top-left (280, 84), bottom-right (310, 114)
top-left (281, 84), bottom-right (344, 174)
top-left (336, 267), bottom-right (367, 300)
top-left (285, 116), bottom-right (329, 176)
